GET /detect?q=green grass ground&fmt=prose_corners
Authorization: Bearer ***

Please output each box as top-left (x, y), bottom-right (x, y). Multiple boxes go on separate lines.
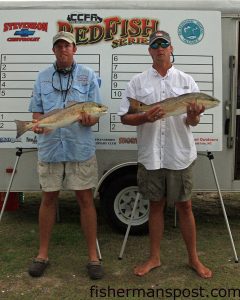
top-left (0, 192), bottom-right (240, 300)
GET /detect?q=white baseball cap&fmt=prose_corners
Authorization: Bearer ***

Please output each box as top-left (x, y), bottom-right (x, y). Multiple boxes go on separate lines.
top-left (53, 31), bottom-right (76, 46)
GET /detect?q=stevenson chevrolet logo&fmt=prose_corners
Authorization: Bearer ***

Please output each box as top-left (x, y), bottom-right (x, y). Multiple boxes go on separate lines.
top-left (4, 22), bottom-right (48, 42)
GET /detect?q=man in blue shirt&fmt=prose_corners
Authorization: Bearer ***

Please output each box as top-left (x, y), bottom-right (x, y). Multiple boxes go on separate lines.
top-left (28, 31), bottom-right (104, 280)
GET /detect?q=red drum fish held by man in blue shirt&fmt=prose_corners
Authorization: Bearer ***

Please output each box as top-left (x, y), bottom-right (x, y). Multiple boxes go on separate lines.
top-left (15, 101), bottom-right (108, 138)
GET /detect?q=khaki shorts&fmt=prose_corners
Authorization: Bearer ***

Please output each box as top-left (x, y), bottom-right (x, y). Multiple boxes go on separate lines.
top-left (137, 161), bottom-right (195, 205)
top-left (37, 155), bottom-right (98, 192)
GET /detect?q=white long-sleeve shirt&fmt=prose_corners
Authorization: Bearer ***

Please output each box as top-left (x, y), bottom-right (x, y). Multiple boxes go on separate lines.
top-left (118, 66), bottom-right (199, 170)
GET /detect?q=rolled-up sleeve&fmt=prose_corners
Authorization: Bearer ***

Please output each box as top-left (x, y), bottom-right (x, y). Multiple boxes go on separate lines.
top-left (118, 80), bottom-right (136, 116)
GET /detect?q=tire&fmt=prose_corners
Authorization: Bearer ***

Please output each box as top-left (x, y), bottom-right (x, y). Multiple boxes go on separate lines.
top-left (100, 173), bottom-right (149, 235)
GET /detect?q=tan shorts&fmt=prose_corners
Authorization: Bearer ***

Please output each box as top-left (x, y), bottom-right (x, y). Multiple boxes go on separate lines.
top-left (37, 155), bottom-right (98, 192)
top-left (137, 161), bottom-right (195, 205)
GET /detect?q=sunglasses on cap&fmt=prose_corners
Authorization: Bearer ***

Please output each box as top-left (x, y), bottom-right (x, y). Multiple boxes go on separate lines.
top-left (150, 40), bottom-right (170, 49)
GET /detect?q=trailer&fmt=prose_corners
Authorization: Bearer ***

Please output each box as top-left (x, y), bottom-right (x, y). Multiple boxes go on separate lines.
top-left (0, 0), bottom-right (240, 234)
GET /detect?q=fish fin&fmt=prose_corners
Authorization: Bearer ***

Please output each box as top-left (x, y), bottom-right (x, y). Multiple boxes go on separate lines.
top-left (38, 107), bottom-right (76, 120)
top-left (14, 120), bottom-right (33, 138)
top-left (40, 109), bottom-right (63, 118)
top-left (127, 97), bottom-right (146, 113)
top-left (65, 101), bottom-right (79, 107)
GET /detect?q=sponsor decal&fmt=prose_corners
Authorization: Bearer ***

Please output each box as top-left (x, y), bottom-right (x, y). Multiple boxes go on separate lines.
top-left (57, 16), bottom-right (159, 48)
top-left (95, 138), bottom-right (116, 145)
top-left (119, 137), bottom-right (137, 144)
top-left (194, 137), bottom-right (218, 145)
top-left (0, 137), bottom-right (21, 143)
top-left (178, 19), bottom-right (204, 45)
top-left (14, 28), bottom-right (35, 36)
top-left (67, 12), bottom-right (103, 24)
top-left (3, 22), bottom-right (48, 42)
top-left (25, 136), bottom-right (38, 144)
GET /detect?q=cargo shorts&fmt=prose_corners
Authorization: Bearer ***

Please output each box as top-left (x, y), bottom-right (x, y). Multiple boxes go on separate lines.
top-left (37, 155), bottom-right (98, 192)
top-left (137, 161), bottom-right (195, 205)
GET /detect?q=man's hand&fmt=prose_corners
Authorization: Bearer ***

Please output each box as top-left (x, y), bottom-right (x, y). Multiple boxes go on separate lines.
top-left (121, 104), bottom-right (165, 126)
top-left (78, 112), bottom-right (99, 126)
top-left (31, 112), bottom-right (52, 135)
top-left (32, 120), bottom-right (52, 135)
top-left (145, 105), bottom-right (165, 123)
top-left (186, 102), bottom-right (205, 126)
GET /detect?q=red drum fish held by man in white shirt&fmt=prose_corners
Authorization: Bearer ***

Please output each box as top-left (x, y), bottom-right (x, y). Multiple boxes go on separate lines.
top-left (127, 92), bottom-right (220, 117)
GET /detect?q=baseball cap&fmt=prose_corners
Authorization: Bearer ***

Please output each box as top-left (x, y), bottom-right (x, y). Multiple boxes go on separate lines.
top-left (53, 31), bottom-right (76, 46)
top-left (149, 30), bottom-right (171, 46)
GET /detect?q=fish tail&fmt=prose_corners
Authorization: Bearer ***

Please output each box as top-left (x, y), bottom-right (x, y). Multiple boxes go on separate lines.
top-left (14, 120), bottom-right (33, 138)
top-left (128, 98), bottom-right (145, 113)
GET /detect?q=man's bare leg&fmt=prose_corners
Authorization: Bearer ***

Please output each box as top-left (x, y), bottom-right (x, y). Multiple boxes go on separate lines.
top-left (134, 199), bottom-right (166, 276)
top-left (76, 189), bottom-right (98, 262)
top-left (37, 191), bottom-right (59, 260)
top-left (175, 200), bottom-right (212, 278)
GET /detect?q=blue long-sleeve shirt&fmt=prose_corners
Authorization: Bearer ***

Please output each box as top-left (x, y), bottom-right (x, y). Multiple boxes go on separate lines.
top-left (29, 63), bottom-right (101, 162)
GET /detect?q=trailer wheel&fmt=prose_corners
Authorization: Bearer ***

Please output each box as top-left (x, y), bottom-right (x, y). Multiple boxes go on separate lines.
top-left (100, 173), bottom-right (149, 235)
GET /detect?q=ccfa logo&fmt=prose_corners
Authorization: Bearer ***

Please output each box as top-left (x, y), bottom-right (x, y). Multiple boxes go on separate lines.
top-left (178, 19), bottom-right (204, 45)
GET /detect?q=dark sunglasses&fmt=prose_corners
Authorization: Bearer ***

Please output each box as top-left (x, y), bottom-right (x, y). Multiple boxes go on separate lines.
top-left (150, 40), bottom-right (170, 49)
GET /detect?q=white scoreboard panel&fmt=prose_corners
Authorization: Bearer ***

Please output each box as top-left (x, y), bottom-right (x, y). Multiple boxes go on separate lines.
top-left (0, 10), bottom-right (222, 151)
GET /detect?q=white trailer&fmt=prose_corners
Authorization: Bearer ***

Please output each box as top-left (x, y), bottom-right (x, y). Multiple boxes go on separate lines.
top-left (0, 0), bottom-right (240, 233)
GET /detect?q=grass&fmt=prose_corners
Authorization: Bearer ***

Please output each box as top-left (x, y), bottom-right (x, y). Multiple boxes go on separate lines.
top-left (0, 192), bottom-right (240, 299)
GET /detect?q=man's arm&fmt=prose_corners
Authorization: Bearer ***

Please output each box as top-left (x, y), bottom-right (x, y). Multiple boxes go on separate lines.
top-left (185, 102), bottom-right (205, 127)
top-left (32, 112), bottom-right (45, 134)
top-left (33, 112), bottom-right (43, 120)
top-left (121, 105), bottom-right (165, 126)
top-left (78, 113), bottom-right (99, 126)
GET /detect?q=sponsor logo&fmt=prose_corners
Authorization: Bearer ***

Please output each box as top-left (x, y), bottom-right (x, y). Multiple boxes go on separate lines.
top-left (57, 16), bottom-right (159, 48)
top-left (26, 136), bottom-right (38, 144)
top-left (95, 138), bottom-right (116, 145)
top-left (119, 137), bottom-right (137, 144)
top-left (3, 22), bottom-right (48, 42)
top-left (178, 19), bottom-right (204, 45)
top-left (14, 28), bottom-right (35, 37)
top-left (0, 137), bottom-right (21, 143)
top-left (67, 12), bottom-right (103, 24)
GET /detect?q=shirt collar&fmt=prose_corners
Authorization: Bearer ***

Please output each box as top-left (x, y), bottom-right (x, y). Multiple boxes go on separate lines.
top-left (150, 65), bottom-right (175, 78)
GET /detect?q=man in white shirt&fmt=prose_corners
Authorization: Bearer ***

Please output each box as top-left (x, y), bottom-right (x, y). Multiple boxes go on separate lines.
top-left (119, 30), bottom-right (212, 278)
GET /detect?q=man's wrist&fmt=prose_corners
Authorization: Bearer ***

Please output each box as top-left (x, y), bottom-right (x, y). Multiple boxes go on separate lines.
top-left (185, 115), bottom-right (200, 126)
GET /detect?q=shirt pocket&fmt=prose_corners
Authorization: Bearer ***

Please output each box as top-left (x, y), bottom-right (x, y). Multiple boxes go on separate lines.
top-left (170, 87), bottom-right (192, 97)
top-left (41, 82), bottom-right (56, 111)
top-left (70, 82), bottom-right (90, 101)
top-left (135, 87), bottom-right (155, 102)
